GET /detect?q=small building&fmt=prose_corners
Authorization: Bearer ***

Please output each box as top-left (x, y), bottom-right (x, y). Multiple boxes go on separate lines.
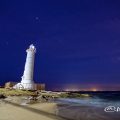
top-left (5, 81), bottom-right (45, 91)
top-left (5, 82), bottom-right (17, 89)
top-left (35, 83), bottom-right (45, 91)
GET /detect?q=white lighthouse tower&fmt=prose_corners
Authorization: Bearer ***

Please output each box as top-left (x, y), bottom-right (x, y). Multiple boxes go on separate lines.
top-left (14, 44), bottom-right (36, 90)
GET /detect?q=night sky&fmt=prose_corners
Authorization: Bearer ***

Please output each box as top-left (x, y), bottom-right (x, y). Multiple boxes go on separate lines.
top-left (0, 0), bottom-right (120, 91)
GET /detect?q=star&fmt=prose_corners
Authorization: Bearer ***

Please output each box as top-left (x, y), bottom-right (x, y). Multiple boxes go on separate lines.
top-left (35, 17), bottom-right (39, 20)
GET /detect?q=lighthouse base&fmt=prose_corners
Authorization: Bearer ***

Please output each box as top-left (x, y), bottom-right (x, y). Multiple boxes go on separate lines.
top-left (13, 82), bottom-right (36, 90)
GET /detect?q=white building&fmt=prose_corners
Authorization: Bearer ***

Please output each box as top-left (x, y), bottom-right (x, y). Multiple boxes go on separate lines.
top-left (13, 44), bottom-right (36, 90)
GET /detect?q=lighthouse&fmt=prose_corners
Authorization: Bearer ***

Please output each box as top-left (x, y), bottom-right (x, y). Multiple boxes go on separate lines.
top-left (13, 44), bottom-right (36, 90)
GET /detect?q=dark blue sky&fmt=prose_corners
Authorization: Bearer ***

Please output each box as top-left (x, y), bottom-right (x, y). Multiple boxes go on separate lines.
top-left (0, 0), bottom-right (120, 90)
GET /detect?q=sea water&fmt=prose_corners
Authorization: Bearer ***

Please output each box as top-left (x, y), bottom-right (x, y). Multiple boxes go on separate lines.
top-left (56, 91), bottom-right (120, 108)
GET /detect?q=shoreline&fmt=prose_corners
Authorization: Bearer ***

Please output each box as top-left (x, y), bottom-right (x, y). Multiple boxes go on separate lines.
top-left (0, 99), bottom-right (66, 120)
top-left (0, 96), bottom-right (120, 120)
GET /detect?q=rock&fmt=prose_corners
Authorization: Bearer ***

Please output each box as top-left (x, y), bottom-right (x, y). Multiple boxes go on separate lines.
top-left (0, 94), bottom-right (6, 99)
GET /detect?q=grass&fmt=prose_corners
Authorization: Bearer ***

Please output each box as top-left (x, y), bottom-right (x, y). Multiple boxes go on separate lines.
top-left (0, 88), bottom-right (36, 96)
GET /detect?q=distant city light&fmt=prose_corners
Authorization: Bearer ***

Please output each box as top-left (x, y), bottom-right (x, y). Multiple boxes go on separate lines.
top-left (91, 88), bottom-right (97, 91)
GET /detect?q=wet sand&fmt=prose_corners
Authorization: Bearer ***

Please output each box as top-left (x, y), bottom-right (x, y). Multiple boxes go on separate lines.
top-left (30, 102), bottom-right (120, 120)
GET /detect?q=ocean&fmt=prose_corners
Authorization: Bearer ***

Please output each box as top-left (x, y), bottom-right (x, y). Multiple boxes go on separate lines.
top-left (54, 91), bottom-right (120, 120)
top-left (56, 91), bottom-right (120, 107)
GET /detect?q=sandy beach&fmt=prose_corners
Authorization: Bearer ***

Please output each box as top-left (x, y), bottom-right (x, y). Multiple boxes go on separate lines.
top-left (0, 99), bottom-right (64, 120)
top-left (0, 97), bottom-right (120, 120)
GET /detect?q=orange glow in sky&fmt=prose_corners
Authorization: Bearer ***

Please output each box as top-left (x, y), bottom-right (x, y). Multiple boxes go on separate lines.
top-left (91, 88), bottom-right (97, 91)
